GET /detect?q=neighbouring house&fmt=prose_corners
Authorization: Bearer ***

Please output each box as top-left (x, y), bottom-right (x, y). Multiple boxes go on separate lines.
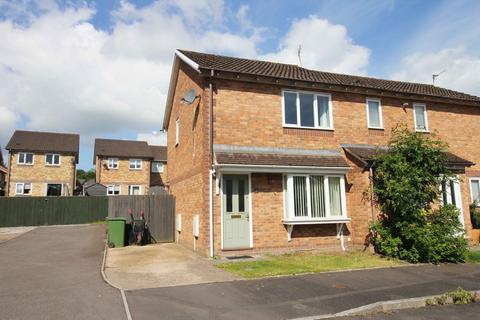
top-left (0, 148), bottom-right (7, 196)
top-left (163, 49), bottom-right (480, 257)
top-left (6, 130), bottom-right (80, 196)
top-left (94, 139), bottom-right (167, 195)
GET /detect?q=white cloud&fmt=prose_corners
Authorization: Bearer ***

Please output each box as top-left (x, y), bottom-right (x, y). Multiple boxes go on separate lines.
top-left (137, 131), bottom-right (167, 146)
top-left (392, 47), bottom-right (480, 96)
top-left (260, 16), bottom-right (370, 75)
top-left (0, 1), bottom-right (372, 168)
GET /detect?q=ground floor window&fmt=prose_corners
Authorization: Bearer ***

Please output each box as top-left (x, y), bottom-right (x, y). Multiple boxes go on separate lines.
top-left (15, 183), bottom-right (32, 195)
top-left (107, 185), bottom-right (120, 196)
top-left (46, 184), bottom-right (62, 196)
top-left (284, 174), bottom-right (346, 220)
top-left (470, 178), bottom-right (480, 204)
top-left (129, 185), bottom-right (141, 195)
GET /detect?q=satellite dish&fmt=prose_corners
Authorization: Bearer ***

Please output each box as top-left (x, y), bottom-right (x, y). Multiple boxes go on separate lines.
top-left (181, 89), bottom-right (197, 105)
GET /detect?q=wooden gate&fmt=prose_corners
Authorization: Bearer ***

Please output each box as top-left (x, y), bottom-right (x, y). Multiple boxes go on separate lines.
top-left (108, 195), bottom-right (175, 243)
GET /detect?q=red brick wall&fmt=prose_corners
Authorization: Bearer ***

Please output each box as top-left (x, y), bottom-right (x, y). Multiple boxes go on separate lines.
top-left (166, 61), bottom-right (211, 256)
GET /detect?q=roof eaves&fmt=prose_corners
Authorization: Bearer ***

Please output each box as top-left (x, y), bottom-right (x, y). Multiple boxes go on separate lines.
top-left (163, 50), bottom-right (202, 130)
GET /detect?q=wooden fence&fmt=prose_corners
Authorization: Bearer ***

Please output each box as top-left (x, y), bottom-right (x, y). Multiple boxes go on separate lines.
top-left (0, 196), bottom-right (108, 227)
top-left (108, 195), bottom-right (175, 243)
top-left (0, 195), bottom-right (176, 243)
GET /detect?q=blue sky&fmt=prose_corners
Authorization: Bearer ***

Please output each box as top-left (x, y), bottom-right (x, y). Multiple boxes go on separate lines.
top-left (0, 0), bottom-right (479, 170)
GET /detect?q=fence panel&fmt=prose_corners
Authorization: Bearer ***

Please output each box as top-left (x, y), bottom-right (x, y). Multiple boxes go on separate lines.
top-left (0, 196), bottom-right (108, 227)
top-left (108, 195), bottom-right (175, 243)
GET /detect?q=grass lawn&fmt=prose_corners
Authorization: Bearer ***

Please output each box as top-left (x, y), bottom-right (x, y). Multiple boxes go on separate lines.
top-left (216, 251), bottom-right (402, 278)
top-left (466, 250), bottom-right (480, 263)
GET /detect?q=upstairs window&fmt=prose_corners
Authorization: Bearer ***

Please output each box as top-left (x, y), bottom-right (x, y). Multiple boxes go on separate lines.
top-left (366, 98), bottom-right (383, 129)
top-left (471, 178), bottom-right (480, 204)
top-left (151, 161), bottom-right (164, 173)
top-left (18, 152), bottom-right (34, 165)
top-left (45, 153), bottom-right (60, 166)
top-left (107, 158), bottom-right (118, 169)
top-left (284, 174), bottom-right (347, 221)
top-left (283, 90), bottom-right (333, 129)
top-left (413, 103), bottom-right (429, 132)
top-left (129, 159), bottom-right (142, 170)
top-left (175, 118), bottom-right (180, 145)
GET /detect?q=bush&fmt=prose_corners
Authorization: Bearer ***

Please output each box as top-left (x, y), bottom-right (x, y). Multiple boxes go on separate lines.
top-left (370, 125), bottom-right (468, 263)
top-left (470, 202), bottom-right (480, 229)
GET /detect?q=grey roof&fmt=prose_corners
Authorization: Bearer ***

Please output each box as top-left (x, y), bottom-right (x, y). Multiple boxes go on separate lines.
top-left (6, 130), bottom-right (79, 162)
top-left (179, 50), bottom-right (480, 104)
top-left (150, 145), bottom-right (167, 161)
top-left (94, 139), bottom-right (152, 162)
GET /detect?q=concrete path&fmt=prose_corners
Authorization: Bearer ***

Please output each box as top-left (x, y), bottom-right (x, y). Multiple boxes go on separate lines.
top-left (0, 226), bottom-right (36, 244)
top-left (0, 225), bottom-right (126, 320)
top-left (126, 264), bottom-right (480, 320)
top-left (105, 242), bottom-right (238, 290)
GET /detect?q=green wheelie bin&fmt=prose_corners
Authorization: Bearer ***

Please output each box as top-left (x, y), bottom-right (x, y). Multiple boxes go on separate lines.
top-left (106, 217), bottom-right (126, 248)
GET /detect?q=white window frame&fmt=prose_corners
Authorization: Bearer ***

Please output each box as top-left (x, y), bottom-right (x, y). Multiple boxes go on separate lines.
top-left (107, 185), bottom-right (120, 196)
top-left (413, 103), bottom-right (429, 132)
top-left (18, 152), bottom-right (34, 165)
top-left (366, 98), bottom-right (383, 129)
top-left (282, 89), bottom-right (334, 130)
top-left (470, 177), bottom-right (480, 205)
top-left (129, 159), bottom-right (142, 170)
top-left (175, 118), bottom-right (180, 146)
top-left (45, 153), bottom-right (61, 166)
top-left (107, 158), bottom-right (119, 169)
top-left (283, 173), bottom-right (347, 222)
top-left (128, 185), bottom-right (142, 195)
top-left (15, 182), bottom-right (32, 195)
top-left (151, 161), bottom-right (164, 173)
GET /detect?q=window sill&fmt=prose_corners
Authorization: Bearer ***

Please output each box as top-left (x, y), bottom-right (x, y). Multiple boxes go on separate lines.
top-left (283, 125), bottom-right (334, 131)
top-left (368, 127), bottom-right (384, 131)
top-left (45, 164), bottom-right (61, 167)
top-left (415, 129), bottom-right (430, 133)
top-left (17, 163), bottom-right (34, 166)
top-left (282, 218), bottom-right (350, 225)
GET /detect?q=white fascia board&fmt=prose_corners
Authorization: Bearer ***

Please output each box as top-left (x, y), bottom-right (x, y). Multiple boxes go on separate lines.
top-left (216, 164), bottom-right (350, 175)
top-left (162, 50), bottom-right (201, 130)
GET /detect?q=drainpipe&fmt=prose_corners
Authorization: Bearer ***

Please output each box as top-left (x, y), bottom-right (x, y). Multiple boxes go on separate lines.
top-left (209, 69), bottom-right (215, 258)
top-left (369, 164), bottom-right (375, 223)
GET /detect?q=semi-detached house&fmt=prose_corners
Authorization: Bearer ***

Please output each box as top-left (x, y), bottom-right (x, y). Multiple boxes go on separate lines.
top-left (163, 50), bottom-right (480, 257)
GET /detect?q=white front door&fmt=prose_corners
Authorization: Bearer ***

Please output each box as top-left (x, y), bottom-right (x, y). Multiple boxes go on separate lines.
top-left (441, 176), bottom-right (465, 228)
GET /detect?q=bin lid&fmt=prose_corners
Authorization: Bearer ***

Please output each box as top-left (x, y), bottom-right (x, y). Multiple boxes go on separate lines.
top-left (106, 217), bottom-right (127, 221)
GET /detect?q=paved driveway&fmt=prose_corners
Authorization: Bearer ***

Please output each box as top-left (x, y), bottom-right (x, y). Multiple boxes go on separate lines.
top-left (0, 225), bottom-right (126, 320)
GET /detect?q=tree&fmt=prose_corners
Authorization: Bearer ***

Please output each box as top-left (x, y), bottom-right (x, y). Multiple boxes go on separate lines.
top-left (77, 168), bottom-right (96, 181)
top-left (370, 125), bottom-right (467, 263)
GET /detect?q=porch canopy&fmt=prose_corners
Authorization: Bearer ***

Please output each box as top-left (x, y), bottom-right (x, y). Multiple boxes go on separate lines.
top-left (342, 144), bottom-right (474, 172)
top-left (213, 144), bottom-right (350, 174)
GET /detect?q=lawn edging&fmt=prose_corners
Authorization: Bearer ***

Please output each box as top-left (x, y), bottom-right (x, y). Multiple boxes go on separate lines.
top-left (291, 289), bottom-right (480, 320)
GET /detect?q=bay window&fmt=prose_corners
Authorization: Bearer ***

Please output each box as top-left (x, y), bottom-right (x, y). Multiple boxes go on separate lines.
top-left (283, 90), bottom-right (333, 129)
top-left (284, 174), bottom-right (347, 221)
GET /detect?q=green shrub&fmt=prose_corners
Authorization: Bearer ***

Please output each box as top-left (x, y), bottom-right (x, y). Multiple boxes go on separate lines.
top-left (470, 202), bottom-right (480, 229)
top-left (447, 287), bottom-right (476, 304)
top-left (370, 125), bottom-right (468, 263)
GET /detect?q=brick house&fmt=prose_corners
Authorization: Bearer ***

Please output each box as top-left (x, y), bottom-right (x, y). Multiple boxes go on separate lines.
top-left (94, 139), bottom-right (167, 195)
top-left (5, 130), bottom-right (79, 196)
top-left (163, 50), bottom-right (480, 257)
top-left (0, 148), bottom-right (7, 196)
